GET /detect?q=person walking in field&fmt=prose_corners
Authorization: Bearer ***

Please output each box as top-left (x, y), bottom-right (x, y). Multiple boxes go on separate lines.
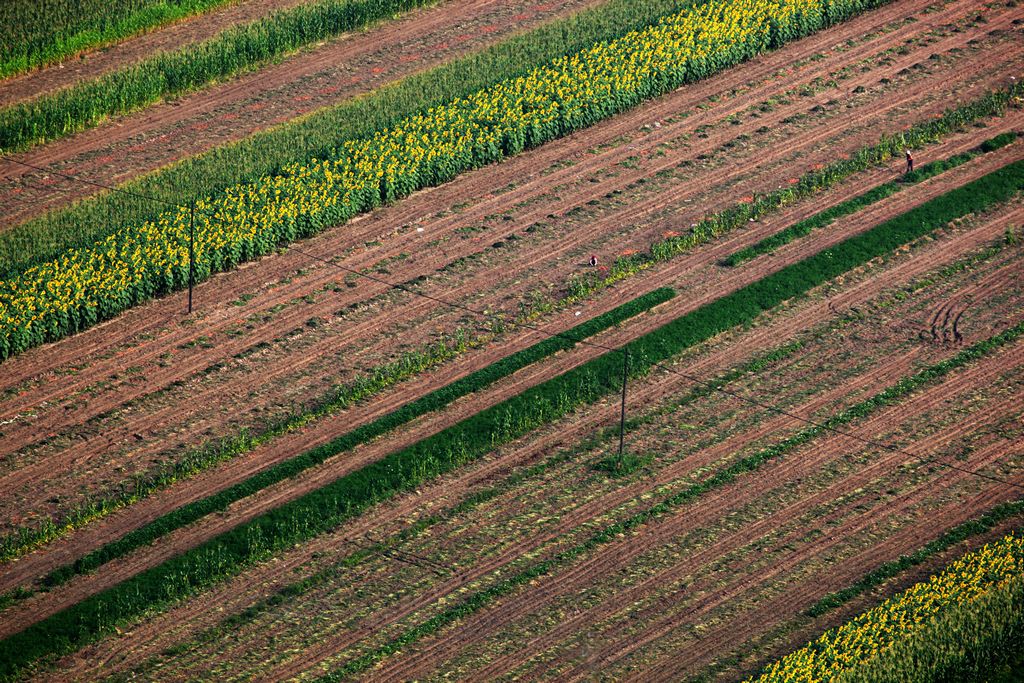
top-left (589, 254), bottom-right (598, 267)
top-left (905, 149), bottom-right (914, 174)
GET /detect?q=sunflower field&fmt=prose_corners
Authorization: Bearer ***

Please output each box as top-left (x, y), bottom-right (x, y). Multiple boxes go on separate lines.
top-left (0, 0), bottom-right (884, 361)
top-left (754, 532), bottom-right (1024, 682)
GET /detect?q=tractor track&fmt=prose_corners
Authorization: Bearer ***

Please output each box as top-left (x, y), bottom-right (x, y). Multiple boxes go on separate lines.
top-left (0, 15), bottom-right (1017, 523)
top-left (25, 202), bottom-right (1023, 677)
top-left (371, 349), bottom-right (1024, 682)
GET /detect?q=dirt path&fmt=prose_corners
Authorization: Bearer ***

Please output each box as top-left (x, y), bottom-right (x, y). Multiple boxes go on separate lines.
top-left (0, 0), bottom-right (603, 225)
top-left (50, 206), bottom-right (1024, 681)
top-left (369, 346), bottom-right (1024, 682)
top-left (17, 193), bottom-right (1023, 677)
top-left (1, 5), bottom-right (1014, 512)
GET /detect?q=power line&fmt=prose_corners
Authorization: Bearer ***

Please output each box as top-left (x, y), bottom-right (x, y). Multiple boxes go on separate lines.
top-left (3, 154), bottom-right (1021, 493)
top-left (284, 241), bottom-right (1024, 493)
top-left (652, 357), bottom-right (1023, 491)
top-left (2, 156), bottom-right (183, 209)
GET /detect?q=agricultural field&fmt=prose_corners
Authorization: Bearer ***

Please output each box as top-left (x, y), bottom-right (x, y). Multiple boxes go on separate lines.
top-left (0, 0), bottom-right (1021, 679)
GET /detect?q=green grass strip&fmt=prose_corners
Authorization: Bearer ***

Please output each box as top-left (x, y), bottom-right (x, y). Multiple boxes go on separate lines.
top-left (323, 316), bottom-right (1024, 681)
top-left (721, 131), bottom-right (1020, 267)
top-left (37, 287), bottom-right (673, 589)
top-left (0, 0), bottom-right (447, 153)
top-left (806, 498), bottom-right (1024, 617)
top-left (127, 339), bottom-right (811, 671)
top-left (1, 161), bottom-right (1020, 680)
top-left (0, 0), bottom-right (238, 79)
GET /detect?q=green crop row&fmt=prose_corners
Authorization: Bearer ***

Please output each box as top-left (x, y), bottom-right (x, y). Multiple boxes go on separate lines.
top-left (721, 131), bottom-right (1020, 267)
top-left (0, 0), bottom-right (237, 79)
top-left (36, 288), bottom-right (673, 590)
top-left (0, 0), bottom-right (876, 281)
top-left (0, 0), bottom-right (446, 152)
top-left (0, 324), bottom-right (482, 564)
top-left (1, 154), bottom-right (1018, 680)
top-left (564, 84), bottom-right (1024, 300)
top-left (325, 313), bottom-right (1024, 680)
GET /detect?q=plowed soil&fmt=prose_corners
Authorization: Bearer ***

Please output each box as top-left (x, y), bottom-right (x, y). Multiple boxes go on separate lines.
top-left (41, 200), bottom-right (1024, 681)
top-left (2, 0), bottom-right (1018, 542)
top-left (2, 0), bottom-right (1023, 677)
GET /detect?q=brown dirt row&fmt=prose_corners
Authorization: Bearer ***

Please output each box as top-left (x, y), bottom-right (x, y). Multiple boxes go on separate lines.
top-left (0, 0), bottom-right (984, 397)
top-left (633, 462), bottom-right (1023, 681)
top-left (580, 442), bottom-right (1022, 682)
top-left (4, 142), bottom-right (1017, 637)
top-left (255, 333), bottom-right (1013, 683)
top-left (510, 429), bottom-right (1022, 682)
top-left (375, 344), bottom-right (1024, 682)
top-left (0, 0), bottom-right (603, 224)
top-left (38, 203), bottom-right (1023, 679)
top-left (0, 0), bottom-right (312, 106)
top-left (548, 386), bottom-right (1024, 679)
top-left (695, 509), bottom-right (1024, 683)
top-left (6, 59), bottom-right (1013, 526)
top-left (200, 247), bottom-right (1024, 679)
top-left (1, 20), bottom-right (1014, 499)
top-left (242, 316), bottom-right (965, 678)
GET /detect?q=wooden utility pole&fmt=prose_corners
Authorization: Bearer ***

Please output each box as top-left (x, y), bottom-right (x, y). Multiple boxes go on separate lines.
top-left (188, 201), bottom-right (195, 314)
